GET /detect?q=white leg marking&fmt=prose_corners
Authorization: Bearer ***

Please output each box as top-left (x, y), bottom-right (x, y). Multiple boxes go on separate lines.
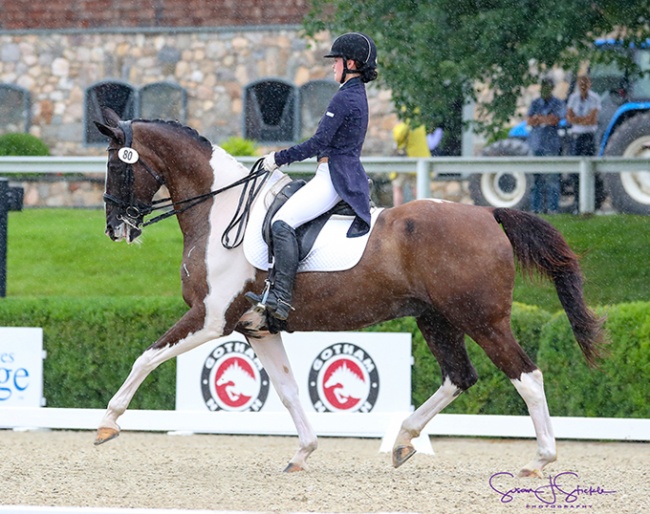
top-left (248, 333), bottom-right (317, 470)
top-left (395, 376), bottom-right (460, 449)
top-left (511, 369), bottom-right (557, 477)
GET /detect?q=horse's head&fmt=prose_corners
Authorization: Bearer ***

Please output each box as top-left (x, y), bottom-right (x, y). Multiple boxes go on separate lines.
top-left (94, 108), bottom-right (165, 243)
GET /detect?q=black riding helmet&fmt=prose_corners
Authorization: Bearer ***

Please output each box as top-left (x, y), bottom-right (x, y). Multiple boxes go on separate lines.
top-left (325, 32), bottom-right (377, 83)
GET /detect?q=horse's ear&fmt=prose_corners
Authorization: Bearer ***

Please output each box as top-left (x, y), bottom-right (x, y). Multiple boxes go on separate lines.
top-left (94, 120), bottom-right (124, 143)
top-left (94, 107), bottom-right (124, 142)
top-left (100, 107), bottom-right (121, 127)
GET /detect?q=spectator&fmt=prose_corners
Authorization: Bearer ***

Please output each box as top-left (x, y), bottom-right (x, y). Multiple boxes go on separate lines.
top-left (527, 77), bottom-right (566, 214)
top-left (391, 120), bottom-right (430, 206)
top-left (567, 74), bottom-right (601, 213)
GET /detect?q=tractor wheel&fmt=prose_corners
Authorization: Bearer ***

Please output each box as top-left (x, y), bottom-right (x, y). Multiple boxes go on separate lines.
top-left (469, 139), bottom-right (532, 209)
top-left (603, 111), bottom-right (650, 214)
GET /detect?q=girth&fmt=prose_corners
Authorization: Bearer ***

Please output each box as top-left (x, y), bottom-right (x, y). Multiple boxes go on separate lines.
top-left (261, 179), bottom-right (356, 263)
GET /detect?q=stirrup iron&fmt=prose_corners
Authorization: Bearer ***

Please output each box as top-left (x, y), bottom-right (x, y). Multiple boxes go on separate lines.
top-left (245, 279), bottom-right (272, 313)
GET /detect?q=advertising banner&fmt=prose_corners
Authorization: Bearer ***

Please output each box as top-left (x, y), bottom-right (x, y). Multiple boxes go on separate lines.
top-left (0, 327), bottom-right (45, 407)
top-left (176, 331), bottom-right (412, 415)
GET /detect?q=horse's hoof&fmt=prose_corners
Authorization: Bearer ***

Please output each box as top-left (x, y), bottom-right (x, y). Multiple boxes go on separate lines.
top-left (392, 445), bottom-right (416, 468)
top-left (518, 468), bottom-right (543, 478)
top-left (283, 462), bottom-right (305, 473)
top-left (94, 427), bottom-right (120, 446)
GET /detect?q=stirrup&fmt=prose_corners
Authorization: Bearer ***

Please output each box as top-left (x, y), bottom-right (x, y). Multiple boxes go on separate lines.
top-left (245, 280), bottom-right (272, 314)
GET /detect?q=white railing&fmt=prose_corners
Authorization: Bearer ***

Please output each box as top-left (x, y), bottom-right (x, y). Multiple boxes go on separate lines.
top-left (0, 155), bottom-right (648, 213)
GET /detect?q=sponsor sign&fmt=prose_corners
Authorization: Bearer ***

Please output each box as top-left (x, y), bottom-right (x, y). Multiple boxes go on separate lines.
top-left (176, 332), bottom-right (412, 415)
top-left (0, 327), bottom-right (45, 407)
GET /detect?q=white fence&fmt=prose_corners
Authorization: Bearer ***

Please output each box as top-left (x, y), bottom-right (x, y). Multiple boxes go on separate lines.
top-left (1, 155), bottom-right (649, 213)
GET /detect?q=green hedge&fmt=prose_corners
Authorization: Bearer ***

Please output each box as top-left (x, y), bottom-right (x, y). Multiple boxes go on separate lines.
top-left (367, 302), bottom-right (553, 415)
top-left (0, 132), bottom-right (50, 156)
top-left (0, 297), bottom-right (186, 409)
top-left (1, 297), bottom-right (648, 417)
top-left (538, 302), bottom-right (650, 418)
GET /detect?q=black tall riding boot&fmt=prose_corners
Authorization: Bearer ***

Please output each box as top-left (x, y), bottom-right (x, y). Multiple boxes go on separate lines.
top-left (245, 220), bottom-right (299, 321)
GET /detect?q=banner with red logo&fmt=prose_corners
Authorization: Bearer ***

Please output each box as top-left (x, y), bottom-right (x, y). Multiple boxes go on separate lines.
top-left (176, 332), bottom-right (412, 415)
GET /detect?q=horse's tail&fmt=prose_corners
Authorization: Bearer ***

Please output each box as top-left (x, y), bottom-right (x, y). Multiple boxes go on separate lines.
top-left (491, 208), bottom-right (606, 367)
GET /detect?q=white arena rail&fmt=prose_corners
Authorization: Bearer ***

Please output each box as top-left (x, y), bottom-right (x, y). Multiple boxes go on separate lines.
top-left (0, 407), bottom-right (648, 442)
top-left (0, 155), bottom-right (649, 214)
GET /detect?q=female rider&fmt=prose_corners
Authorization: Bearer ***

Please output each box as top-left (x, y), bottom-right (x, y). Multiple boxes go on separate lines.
top-left (246, 32), bottom-right (378, 321)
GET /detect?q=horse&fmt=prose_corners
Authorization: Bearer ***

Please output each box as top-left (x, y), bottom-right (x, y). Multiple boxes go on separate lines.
top-left (93, 107), bottom-right (605, 477)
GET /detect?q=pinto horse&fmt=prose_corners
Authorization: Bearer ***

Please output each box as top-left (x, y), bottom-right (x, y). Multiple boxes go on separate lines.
top-left (93, 108), bottom-right (605, 477)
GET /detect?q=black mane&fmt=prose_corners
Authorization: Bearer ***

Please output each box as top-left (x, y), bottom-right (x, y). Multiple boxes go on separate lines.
top-left (133, 118), bottom-right (213, 151)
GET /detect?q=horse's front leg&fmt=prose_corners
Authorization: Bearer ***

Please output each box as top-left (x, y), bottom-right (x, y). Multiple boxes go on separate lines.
top-left (247, 332), bottom-right (317, 472)
top-left (95, 309), bottom-right (218, 445)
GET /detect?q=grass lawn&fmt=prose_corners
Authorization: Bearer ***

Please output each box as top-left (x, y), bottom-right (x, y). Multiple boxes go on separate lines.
top-left (5, 208), bottom-right (649, 312)
top-left (6, 209), bottom-right (184, 297)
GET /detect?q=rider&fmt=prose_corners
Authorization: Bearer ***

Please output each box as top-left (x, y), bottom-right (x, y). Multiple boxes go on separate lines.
top-left (245, 32), bottom-right (378, 321)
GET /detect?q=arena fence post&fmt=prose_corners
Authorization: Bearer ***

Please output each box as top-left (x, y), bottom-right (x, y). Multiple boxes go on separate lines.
top-left (0, 177), bottom-right (24, 297)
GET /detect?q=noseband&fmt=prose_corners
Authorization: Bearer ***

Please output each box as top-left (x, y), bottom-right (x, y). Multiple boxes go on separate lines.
top-left (103, 120), bottom-right (269, 247)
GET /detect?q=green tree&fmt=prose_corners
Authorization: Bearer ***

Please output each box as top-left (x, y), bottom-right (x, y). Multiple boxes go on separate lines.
top-left (304, 0), bottom-right (650, 141)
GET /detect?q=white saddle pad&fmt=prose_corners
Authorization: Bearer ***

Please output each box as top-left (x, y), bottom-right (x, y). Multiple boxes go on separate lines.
top-left (243, 172), bottom-right (383, 272)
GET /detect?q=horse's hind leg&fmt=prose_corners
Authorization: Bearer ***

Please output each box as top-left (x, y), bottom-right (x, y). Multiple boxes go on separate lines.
top-left (393, 311), bottom-right (478, 468)
top-left (470, 320), bottom-right (556, 477)
top-left (247, 332), bottom-right (317, 472)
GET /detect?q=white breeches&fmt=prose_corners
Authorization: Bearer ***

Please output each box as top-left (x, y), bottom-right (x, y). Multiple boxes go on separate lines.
top-left (273, 163), bottom-right (341, 229)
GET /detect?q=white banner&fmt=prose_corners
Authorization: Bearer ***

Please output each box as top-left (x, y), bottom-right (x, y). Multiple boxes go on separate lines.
top-left (0, 327), bottom-right (45, 407)
top-left (176, 331), bottom-right (412, 415)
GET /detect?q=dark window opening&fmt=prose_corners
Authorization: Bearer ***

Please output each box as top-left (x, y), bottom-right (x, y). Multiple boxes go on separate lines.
top-left (140, 82), bottom-right (187, 122)
top-left (0, 84), bottom-right (30, 134)
top-left (85, 82), bottom-right (136, 144)
top-left (299, 80), bottom-right (338, 140)
top-left (244, 80), bottom-right (297, 143)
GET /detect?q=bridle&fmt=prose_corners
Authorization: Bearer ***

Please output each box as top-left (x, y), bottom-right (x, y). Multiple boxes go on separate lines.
top-left (103, 120), bottom-right (270, 248)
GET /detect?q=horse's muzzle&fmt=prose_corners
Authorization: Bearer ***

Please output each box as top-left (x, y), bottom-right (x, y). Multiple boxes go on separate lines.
top-left (105, 216), bottom-right (142, 243)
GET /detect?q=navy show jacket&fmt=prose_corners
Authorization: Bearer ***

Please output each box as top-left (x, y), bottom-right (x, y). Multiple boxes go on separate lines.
top-left (274, 77), bottom-right (371, 237)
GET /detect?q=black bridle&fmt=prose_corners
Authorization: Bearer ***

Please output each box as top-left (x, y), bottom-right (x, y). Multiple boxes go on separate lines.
top-left (103, 120), bottom-right (270, 249)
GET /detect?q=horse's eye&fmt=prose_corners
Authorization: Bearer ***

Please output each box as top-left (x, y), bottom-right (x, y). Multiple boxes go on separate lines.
top-left (108, 162), bottom-right (126, 174)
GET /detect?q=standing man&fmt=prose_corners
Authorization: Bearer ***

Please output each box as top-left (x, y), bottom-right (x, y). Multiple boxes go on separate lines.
top-left (527, 77), bottom-right (566, 214)
top-left (567, 74), bottom-right (601, 212)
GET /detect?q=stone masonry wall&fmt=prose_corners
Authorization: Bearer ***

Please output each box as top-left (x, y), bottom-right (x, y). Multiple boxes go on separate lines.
top-left (0, 24), bottom-right (470, 206)
top-left (0, 28), bottom-right (397, 156)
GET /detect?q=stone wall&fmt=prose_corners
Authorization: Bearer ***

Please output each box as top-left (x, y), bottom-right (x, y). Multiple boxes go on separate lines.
top-left (1, 19), bottom-right (471, 207)
top-left (0, 28), bottom-right (398, 157)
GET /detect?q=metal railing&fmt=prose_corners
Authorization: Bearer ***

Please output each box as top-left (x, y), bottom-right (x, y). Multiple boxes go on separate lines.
top-left (0, 155), bottom-right (648, 214)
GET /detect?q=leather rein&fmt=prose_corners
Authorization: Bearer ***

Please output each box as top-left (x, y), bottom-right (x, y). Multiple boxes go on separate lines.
top-left (103, 120), bottom-right (270, 249)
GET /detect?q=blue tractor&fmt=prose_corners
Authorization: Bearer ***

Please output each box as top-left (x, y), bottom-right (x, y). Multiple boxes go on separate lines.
top-left (470, 41), bottom-right (650, 214)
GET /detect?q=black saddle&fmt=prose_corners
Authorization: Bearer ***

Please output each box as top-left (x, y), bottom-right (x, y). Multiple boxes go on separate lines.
top-left (261, 179), bottom-right (356, 263)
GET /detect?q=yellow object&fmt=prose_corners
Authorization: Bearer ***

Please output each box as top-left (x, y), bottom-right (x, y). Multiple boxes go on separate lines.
top-left (390, 122), bottom-right (430, 180)
top-left (393, 122), bottom-right (430, 158)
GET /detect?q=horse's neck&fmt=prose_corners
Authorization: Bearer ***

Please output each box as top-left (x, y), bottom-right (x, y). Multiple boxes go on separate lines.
top-left (173, 146), bottom-right (268, 247)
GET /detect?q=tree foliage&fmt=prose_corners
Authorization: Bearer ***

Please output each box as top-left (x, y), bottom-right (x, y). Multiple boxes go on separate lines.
top-left (304, 0), bottom-right (650, 139)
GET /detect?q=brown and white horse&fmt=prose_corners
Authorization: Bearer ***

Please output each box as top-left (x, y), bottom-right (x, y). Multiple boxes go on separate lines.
top-left (93, 108), bottom-right (605, 477)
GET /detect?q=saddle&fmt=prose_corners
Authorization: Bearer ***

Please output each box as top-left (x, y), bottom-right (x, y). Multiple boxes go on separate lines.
top-left (242, 171), bottom-right (381, 274)
top-left (261, 179), bottom-right (357, 264)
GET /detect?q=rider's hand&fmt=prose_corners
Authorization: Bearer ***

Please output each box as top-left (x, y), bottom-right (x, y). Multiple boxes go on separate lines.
top-left (262, 152), bottom-right (278, 172)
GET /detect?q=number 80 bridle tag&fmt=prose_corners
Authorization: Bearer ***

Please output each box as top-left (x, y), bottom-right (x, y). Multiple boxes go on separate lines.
top-left (118, 147), bottom-right (139, 164)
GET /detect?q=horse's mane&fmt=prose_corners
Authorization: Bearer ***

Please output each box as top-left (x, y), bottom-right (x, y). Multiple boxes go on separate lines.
top-left (132, 118), bottom-right (213, 151)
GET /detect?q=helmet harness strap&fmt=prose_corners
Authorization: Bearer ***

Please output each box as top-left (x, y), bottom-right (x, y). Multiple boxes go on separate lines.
top-left (340, 59), bottom-right (361, 84)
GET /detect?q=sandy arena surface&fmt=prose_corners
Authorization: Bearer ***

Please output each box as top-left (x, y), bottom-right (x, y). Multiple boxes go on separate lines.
top-left (1, 430), bottom-right (647, 513)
